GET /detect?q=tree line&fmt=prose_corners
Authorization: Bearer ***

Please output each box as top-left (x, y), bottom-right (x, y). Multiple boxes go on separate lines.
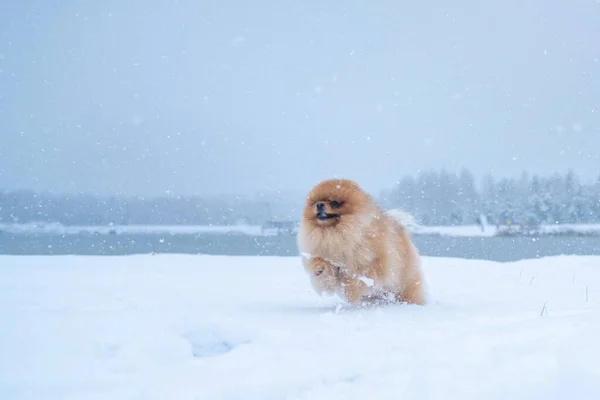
top-left (1, 169), bottom-right (599, 226)
top-left (0, 191), bottom-right (277, 226)
top-left (381, 169), bottom-right (600, 226)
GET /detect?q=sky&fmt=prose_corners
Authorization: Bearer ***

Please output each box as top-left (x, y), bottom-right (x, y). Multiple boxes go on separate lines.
top-left (1, 0), bottom-right (599, 197)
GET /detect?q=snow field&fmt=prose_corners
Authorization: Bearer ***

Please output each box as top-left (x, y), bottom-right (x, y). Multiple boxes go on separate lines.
top-left (1, 254), bottom-right (600, 399)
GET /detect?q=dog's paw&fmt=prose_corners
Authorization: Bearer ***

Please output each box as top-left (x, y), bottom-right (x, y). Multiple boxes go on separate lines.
top-left (309, 257), bottom-right (331, 277)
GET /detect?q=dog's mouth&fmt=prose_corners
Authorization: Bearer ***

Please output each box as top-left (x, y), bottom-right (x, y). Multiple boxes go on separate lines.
top-left (316, 211), bottom-right (340, 221)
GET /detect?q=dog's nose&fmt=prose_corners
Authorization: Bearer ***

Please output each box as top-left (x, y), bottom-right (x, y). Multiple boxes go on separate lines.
top-left (316, 202), bottom-right (325, 211)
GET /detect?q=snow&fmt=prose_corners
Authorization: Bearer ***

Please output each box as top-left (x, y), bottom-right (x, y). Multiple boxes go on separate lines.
top-left (2, 254), bottom-right (600, 399)
top-left (357, 275), bottom-right (374, 287)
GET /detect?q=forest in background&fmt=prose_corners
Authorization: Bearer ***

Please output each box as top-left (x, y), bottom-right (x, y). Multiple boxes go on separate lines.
top-left (2, 169), bottom-right (599, 226)
top-left (381, 169), bottom-right (600, 226)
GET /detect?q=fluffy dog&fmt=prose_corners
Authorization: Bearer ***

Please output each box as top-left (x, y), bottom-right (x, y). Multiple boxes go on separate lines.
top-left (297, 178), bottom-right (426, 306)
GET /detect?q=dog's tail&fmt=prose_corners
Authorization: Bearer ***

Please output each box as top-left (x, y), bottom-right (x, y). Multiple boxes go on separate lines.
top-left (385, 209), bottom-right (419, 231)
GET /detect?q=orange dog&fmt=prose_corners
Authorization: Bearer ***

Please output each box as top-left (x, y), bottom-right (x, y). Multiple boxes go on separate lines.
top-left (297, 179), bottom-right (426, 306)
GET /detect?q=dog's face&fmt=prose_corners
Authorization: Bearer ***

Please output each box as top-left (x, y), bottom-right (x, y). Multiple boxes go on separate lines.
top-left (302, 179), bottom-right (371, 228)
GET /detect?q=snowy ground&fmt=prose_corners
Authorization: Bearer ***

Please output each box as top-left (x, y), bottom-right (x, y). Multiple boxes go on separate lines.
top-left (1, 254), bottom-right (600, 400)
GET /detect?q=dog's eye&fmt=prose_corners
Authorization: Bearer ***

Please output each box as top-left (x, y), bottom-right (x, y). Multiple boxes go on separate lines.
top-left (330, 200), bottom-right (341, 208)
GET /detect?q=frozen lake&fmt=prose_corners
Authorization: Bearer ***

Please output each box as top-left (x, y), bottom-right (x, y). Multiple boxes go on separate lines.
top-left (1, 232), bottom-right (600, 261)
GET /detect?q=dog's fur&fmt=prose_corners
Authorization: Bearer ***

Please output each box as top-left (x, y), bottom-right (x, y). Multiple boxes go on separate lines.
top-left (297, 178), bottom-right (426, 306)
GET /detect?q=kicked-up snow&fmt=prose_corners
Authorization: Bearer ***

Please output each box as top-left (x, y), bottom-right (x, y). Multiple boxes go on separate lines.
top-left (1, 254), bottom-right (600, 399)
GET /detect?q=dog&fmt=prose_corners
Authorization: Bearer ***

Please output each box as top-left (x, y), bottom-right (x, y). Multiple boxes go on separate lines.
top-left (296, 178), bottom-right (426, 306)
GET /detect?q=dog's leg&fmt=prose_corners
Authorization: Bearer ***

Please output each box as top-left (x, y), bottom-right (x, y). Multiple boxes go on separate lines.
top-left (304, 257), bottom-right (340, 295)
top-left (395, 276), bottom-right (425, 305)
top-left (392, 229), bottom-right (426, 305)
top-left (339, 275), bottom-right (369, 304)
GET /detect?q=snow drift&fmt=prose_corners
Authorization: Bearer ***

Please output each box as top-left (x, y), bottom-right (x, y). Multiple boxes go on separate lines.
top-left (1, 254), bottom-right (599, 399)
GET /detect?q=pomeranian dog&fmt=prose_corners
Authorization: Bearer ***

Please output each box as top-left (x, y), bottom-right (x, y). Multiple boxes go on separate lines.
top-left (297, 178), bottom-right (426, 306)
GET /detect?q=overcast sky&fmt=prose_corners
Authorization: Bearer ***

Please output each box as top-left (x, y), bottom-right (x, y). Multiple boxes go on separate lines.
top-left (1, 0), bottom-right (599, 197)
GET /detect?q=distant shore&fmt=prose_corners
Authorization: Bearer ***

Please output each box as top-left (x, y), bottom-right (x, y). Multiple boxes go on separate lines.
top-left (2, 222), bottom-right (600, 238)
